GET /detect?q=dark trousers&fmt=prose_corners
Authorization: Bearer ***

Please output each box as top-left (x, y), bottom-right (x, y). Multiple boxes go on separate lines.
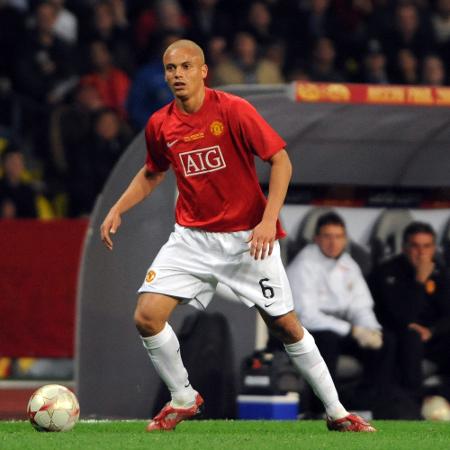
top-left (392, 328), bottom-right (423, 395)
top-left (266, 328), bottom-right (397, 414)
top-left (390, 328), bottom-right (450, 397)
top-left (311, 329), bottom-right (395, 388)
top-left (426, 332), bottom-right (450, 375)
top-left (301, 329), bottom-right (395, 415)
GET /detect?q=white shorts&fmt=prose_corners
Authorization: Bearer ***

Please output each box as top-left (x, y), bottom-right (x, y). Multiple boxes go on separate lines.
top-left (138, 224), bottom-right (294, 317)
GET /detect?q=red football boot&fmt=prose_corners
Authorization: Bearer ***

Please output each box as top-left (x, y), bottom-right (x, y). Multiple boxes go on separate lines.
top-left (146, 393), bottom-right (204, 431)
top-left (326, 413), bottom-right (377, 432)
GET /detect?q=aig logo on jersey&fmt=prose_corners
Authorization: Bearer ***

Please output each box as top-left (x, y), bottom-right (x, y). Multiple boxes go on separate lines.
top-left (179, 146), bottom-right (226, 177)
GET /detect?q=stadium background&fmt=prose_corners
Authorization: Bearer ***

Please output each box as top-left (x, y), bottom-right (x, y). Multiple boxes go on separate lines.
top-left (1, 0), bottom-right (450, 419)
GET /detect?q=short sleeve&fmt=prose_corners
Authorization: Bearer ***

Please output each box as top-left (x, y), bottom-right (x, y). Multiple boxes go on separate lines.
top-left (231, 97), bottom-right (286, 161)
top-left (144, 118), bottom-right (171, 173)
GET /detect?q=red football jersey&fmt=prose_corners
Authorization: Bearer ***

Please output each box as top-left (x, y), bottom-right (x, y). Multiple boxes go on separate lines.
top-left (145, 88), bottom-right (287, 238)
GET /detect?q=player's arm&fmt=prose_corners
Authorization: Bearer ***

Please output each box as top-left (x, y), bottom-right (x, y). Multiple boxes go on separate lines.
top-left (250, 149), bottom-right (292, 260)
top-left (100, 166), bottom-right (165, 250)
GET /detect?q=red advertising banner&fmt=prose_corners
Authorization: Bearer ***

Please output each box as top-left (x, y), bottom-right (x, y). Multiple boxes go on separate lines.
top-left (0, 220), bottom-right (88, 357)
top-left (295, 82), bottom-right (450, 106)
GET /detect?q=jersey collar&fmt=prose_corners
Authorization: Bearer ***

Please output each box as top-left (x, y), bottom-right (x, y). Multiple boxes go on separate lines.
top-left (172, 87), bottom-right (213, 127)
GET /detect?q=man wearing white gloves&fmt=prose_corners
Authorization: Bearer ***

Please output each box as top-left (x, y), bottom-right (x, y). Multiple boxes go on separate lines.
top-left (287, 212), bottom-right (393, 413)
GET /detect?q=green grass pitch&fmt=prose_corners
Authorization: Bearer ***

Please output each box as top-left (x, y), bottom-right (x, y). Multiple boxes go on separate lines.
top-left (1, 420), bottom-right (449, 450)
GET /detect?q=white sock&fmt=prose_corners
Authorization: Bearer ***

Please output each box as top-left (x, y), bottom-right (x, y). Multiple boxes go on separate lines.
top-left (284, 328), bottom-right (348, 420)
top-left (141, 323), bottom-right (196, 408)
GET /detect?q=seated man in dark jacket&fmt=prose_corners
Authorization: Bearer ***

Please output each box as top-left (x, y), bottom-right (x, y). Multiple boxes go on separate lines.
top-left (369, 221), bottom-right (450, 401)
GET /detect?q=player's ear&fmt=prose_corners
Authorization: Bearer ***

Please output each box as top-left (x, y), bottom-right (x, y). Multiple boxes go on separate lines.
top-left (201, 64), bottom-right (208, 80)
top-left (162, 61), bottom-right (168, 83)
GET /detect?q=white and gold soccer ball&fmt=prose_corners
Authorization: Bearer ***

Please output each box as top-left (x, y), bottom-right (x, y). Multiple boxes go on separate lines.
top-left (27, 384), bottom-right (80, 431)
top-left (421, 395), bottom-right (450, 421)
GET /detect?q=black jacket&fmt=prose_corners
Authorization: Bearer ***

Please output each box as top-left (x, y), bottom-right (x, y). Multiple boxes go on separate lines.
top-left (369, 254), bottom-right (450, 337)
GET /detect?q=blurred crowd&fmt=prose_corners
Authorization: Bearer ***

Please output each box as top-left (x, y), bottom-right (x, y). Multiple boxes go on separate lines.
top-left (0, 0), bottom-right (450, 218)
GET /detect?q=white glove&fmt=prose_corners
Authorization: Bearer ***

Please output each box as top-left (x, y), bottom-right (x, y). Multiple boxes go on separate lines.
top-left (352, 326), bottom-right (383, 350)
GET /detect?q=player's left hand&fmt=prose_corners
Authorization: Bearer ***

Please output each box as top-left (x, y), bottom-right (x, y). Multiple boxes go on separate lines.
top-left (248, 220), bottom-right (276, 260)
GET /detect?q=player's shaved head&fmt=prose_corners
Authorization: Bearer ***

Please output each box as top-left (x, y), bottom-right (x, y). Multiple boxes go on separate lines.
top-left (163, 39), bottom-right (208, 113)
top-left (163, 39), bottom-right (205, 64)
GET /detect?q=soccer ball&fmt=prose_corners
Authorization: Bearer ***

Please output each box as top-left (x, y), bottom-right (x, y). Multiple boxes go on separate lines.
top-left (27, 384), bottom-right (80, 431)
top-left (421, 395), bottom-right (450, 421)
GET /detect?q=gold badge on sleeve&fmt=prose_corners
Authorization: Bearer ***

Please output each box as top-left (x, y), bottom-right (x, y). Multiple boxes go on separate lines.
top-left (146, 270), bottom-right (156, 283)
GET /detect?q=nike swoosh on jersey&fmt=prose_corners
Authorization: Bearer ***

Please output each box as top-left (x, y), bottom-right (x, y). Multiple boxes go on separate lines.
top-left (167, 139), bottom-right (178, 148)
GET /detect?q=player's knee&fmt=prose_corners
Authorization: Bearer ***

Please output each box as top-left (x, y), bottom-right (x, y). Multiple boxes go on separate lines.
top-left (280, 323), bottom-right (304, 344)
top-left (134, 303), bottom-right (163, 336)
top-left (268, 313), bottom-right (304, 344)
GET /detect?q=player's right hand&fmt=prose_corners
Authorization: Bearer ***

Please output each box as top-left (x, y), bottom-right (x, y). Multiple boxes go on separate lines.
top-left (100, 208), bottom-right (122, 251)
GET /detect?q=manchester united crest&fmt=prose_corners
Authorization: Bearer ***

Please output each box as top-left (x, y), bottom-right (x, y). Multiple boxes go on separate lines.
top-left (210, 120), bottom-right (224, 136)
top-left (145, 270), bottom-right (156, 283)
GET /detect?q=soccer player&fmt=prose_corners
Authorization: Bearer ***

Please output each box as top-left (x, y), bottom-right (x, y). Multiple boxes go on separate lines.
top-left (100, 39), bottom-right (375, 432)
